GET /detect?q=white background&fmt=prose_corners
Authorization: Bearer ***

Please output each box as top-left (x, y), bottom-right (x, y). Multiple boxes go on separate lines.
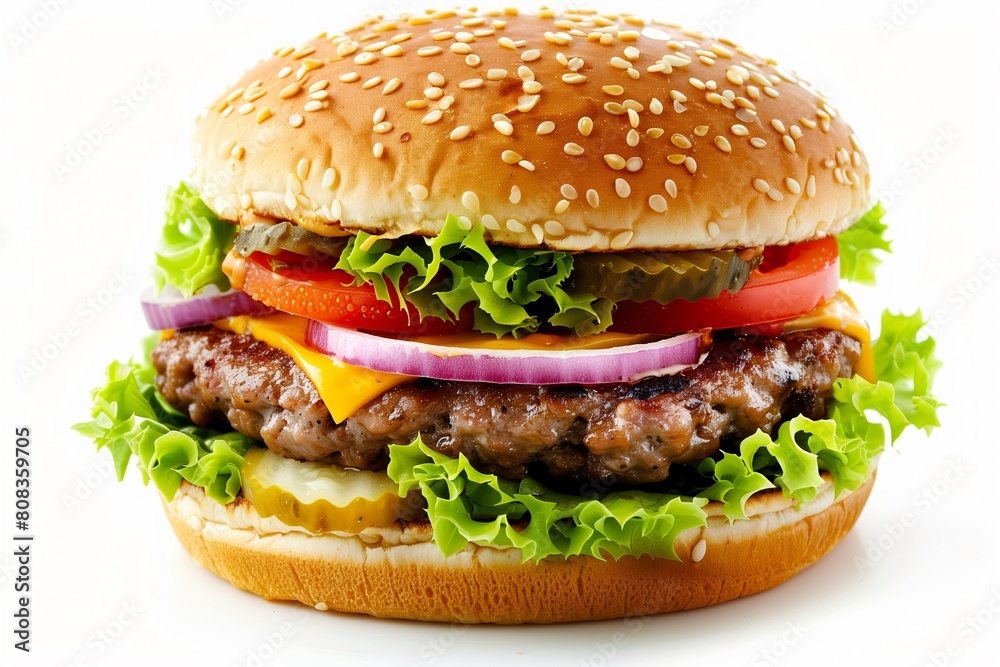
top-left (2, 0), bottom-right (998, 665)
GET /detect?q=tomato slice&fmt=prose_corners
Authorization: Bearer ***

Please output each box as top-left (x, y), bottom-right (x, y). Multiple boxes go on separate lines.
top-left (609, 237), bottom-right (840, 335)
top-left (237, 251), bottom-right (472, 335)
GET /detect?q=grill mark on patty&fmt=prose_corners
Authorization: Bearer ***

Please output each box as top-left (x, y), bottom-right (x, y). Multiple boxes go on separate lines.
top-left (152, 327), bottom-right (860, 486)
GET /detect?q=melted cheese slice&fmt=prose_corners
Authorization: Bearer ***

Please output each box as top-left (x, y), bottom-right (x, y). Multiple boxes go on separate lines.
top-left (782, 291), bottom-right (875, 382)
top-left (216, 314), bottom-right (413, 423)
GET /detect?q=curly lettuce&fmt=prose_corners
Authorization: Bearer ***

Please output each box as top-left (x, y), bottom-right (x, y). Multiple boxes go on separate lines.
top-left (838, 203), bottom-right (891, 285)
top-left (387, 310), bottom-right (942, 560)
top-left (336, 214), bottom-right (609, 338)
top-left (72, 337), bottom-right (252, 504)
top-left (151, 183), bottom-right (235, 297)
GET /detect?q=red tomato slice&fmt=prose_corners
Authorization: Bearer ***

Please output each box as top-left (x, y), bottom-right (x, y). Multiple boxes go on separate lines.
top-left (238, 251), bottom-right (472, 335)
top-left (609, 237), bottom-right (840, 335)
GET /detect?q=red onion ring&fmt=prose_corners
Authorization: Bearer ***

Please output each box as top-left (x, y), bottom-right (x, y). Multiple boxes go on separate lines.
top-left (141, 287), bottom-right (271, 330)
top-left (306, 319), bottom-right (706, 385)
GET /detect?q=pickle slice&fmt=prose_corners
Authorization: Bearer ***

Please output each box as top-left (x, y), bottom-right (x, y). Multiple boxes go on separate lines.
top-left (567, 249), bottom-right (762, 304)
top-left (241, 447), bottom-right (420, 533)
top-left (234, 221), bottom-right (348, 258)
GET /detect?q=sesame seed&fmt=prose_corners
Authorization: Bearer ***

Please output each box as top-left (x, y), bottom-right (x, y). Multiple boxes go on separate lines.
top-left (735, 108), bottom-right (757, 123)
top-left (554, 200), bottom-right (570, 214)
top-left (692, 125), bottom-right (708, 137)
top-left (753, 178), bottom-right (770, 193)
top-left (537, 121), bottom-right (556, 135)
top-left (530, 224), bottom-right (545, 243)
top-left (405, 100), bottom-right (428, 109)
top-left (604, 154), bottom-right (626, 170)
top-left (564, 142), bottom-right (584, 156)
top-left (556, 52), bottom-right (569, 66)
top-left (689, 77), bottom-right (706, 91)
top-left (417, 46), bottom-right (443, 56)
top-left (373, 108), bottom-right (386, 124)
top-left (627, 109), bottom-right (640, 128)
top-left (373, 121), bottom-right (393, 134)
top-left (295, 158), bottom-right (310, 180)
top-left (424, 86), bottom-right (443, 100)
top-left (674, 100), bottom-right (687, 113)
top-left (506, 218), bottom-right (526, 233)
top-left (722, 206), bottom-right (741, 219)
top-left (289, 114), bottom-right (304, 128)
top-left (462, 191), bottom-right (480, 213)
top-left (450, 126), bottom-right (472, 140)
top-left (611, 230), bottom-right (633, 248)
top-left (450, 43), bottom-right (472, 55)
top-left (517, 65), bottom-right (534, 81)
top-left (568, 57), bottom-right (584, 71)
top-left (750, 137), bottom-right (767, 148)
top-left (648, 194), bottom-right (668, 213)
top-left (373, 142), bottom-right (384, 158)
top-left (518, 159), bottom-right (535, 171)
top-left (610, 56), bottom-right (630, 69)
top-left (482, 214), bottom-right (500, 231)
top-left (764, 86), bottom-right (779, 98)
top-left (615, 178), bottom-right (631, 198)
top-left (304, 100), bottom-right (323, 112)
top-left (256, 107), bottom-right (273, 124)
top-left (421, 109), bottom-right (443, 124)
top-left (624, 46), bottom-right (640, 61)
top-left (339, 72), bottom-right (360, 83)
top-left (322, 168), bottom-right (337, 189)
top-left (670, 134), bottom-right (692, 149)
top-left (806, 175), bottom-right (817, 198)
top-left (277, 67), bottom-right (293, 79)
top-left (279, 83), bottom-right (302, 99)
top-left (790, 125), bottom-right (803, 140)
top-left (782, 135), bottom-right (797, 153)
top-left (517, 95), bottom-right (540, 112)
top-left (494, 120), bottom-right (514, 136)
top-left (545, 220), bottom-right (566, 236)
top-left (785, 178), bottom-right (801, 194)
top-left (501, 150), bottom-right (521, 163)
top-left (646, 128), bottom-right (664, 138)
top-left (667, 154), bottom-right (686, 165)
top-left (244, 88), bottom-right (266, 102)
top-left (382, 77), bottom-right (402, 95)
top-left (771, 119), bottom-right (787, 134)
top-left (362, 76), bottom-right (382, 90)
top-left (586, 189), bottom-right (600, 208)
top-left (309, 90), bottom-right (329, 100)
top-left (560, 184), bottom-right (578, 200)
top-left (488, 68), bottom-right (508, 80)
top-left (684, 157), bottom-right (697, 174)
top-left (731, 124), bottom-right (749, 137)
top-left (706, 222), bottom-right (720, 239)
top-left (625, 157), bottom-right (643, 172)
top-left (768, 189), bottom-right (784, 201)
top-left (456, 31), bottom-right (475, 43)
top-left (604, 102), bottom-right (626, 115)
top-left (627, 67), bottom-right (639, 80)
top-left (521, 49), bottom-right (541, 62)
top-left (664, 179), bottom-right (678, 198)
top-left (523, 80), bottom-right (543, 94)
top-left (509, 185), bottom-right (521, 204)
top-left (218, 139), bottom-right (236, 157)
top-left (562, 73), bottom-right (587, 84)
top-left (337, 41), bottom-right (358, 57)
top-left (602, 85), bottom-right (624, 97)
top-left (354, 52), bottom-right (376, 65)
top-left (498, 37), bottom-right (517, 49)
top-left (578, 116), bottom-right (594, 136)
top-left (492, 113), bottom-right (511, 123)
top-left (715, 136), bottom-right (732, 153)
top-left (460, 78), bottom-right (485, 89)
top-left (627, 129), bottom-right (640, 147)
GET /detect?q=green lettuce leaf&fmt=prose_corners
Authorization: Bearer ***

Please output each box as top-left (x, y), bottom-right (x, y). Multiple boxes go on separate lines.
top-left (837, 203), bottom-right (891, 285)
top-left (72, 337), bottom-right (253, 504)
top-left (388, 438), bottom-right (709, 561)
top-left (387, 309), bottom-right (943, 559)
top-left (151, 183), bottom-right (236, 297)
top-left (336, 214), bottom-right (609, 337)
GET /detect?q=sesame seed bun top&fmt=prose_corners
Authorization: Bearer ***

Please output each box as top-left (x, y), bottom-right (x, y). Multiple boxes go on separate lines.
top-left (192, 8), bottom-right (871, 251)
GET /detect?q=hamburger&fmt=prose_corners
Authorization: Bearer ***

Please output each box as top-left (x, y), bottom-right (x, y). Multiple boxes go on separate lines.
top-left (76, 7), bottom-right (942, 623)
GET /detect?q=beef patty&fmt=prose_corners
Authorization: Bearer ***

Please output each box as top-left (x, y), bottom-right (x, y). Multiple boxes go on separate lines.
top-left (153, 327), bottom-right (859, 486)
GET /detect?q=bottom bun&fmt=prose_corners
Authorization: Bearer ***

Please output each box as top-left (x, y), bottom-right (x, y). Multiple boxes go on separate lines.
top-left (162, 473), bottom-right (875, 624)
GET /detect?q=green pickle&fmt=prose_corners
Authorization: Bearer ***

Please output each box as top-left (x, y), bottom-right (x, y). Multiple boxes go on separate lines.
top-left (568, 249), bottom-right (762, 304)
top-left (242, 447), bottom-right (418, 533)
